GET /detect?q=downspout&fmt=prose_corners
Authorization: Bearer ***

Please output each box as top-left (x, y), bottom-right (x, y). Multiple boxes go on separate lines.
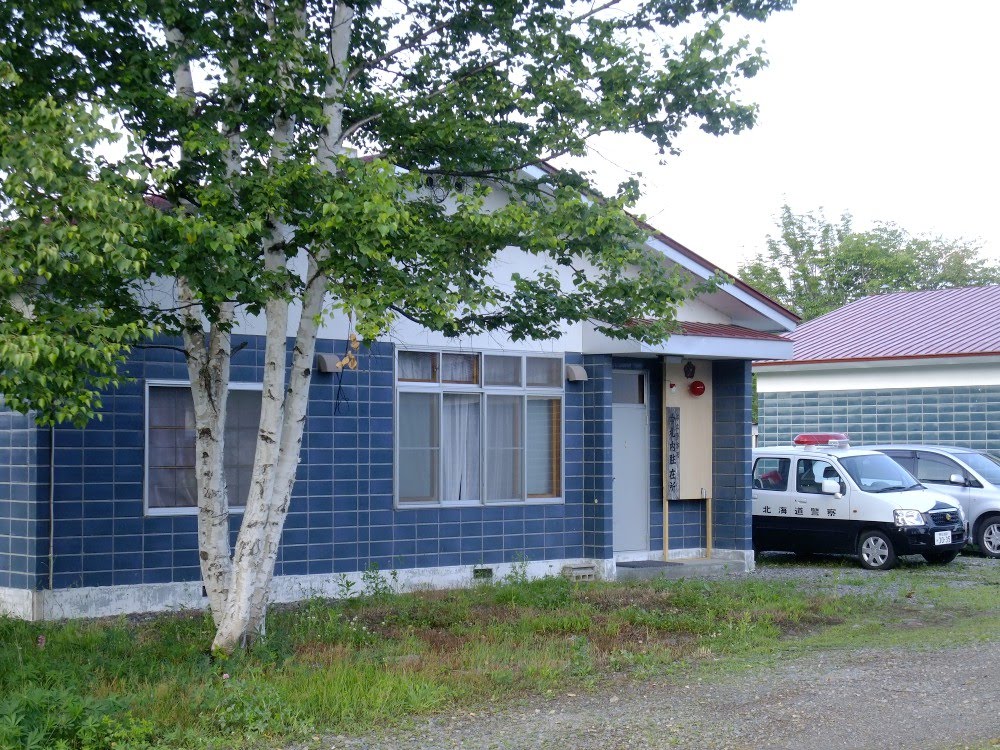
top-left (48, 424), bottom-right (55, 591)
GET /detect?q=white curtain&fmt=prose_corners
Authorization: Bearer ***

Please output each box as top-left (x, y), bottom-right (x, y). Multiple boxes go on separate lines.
top-left (398, 351), bottom-right (437, 381)
top-left (442, 394), bottom-right (481, 501)
top-left (484, 355), bottom-right (522, 386)
top-left (441, 353), bottom-right (477, 384)
top-left (487, 395), bottom-right (522, 501)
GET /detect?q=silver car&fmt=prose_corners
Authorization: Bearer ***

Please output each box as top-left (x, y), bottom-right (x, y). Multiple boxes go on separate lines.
top-left (864, 445), bottom-right (1000, 558)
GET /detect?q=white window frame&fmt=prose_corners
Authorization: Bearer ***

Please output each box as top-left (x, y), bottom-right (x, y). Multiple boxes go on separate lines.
top-left (394, 347), bottom-right (565, 508)
top-left (144, 379), bottom-right (263, 517)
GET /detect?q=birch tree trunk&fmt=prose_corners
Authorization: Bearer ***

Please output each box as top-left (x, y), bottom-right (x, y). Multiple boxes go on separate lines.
top-left (180, 285), bottom-right (235, 623)
top-left (208, 1), bottom-right (355, 654)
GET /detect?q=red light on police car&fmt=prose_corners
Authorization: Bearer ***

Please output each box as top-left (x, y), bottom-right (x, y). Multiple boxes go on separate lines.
top-left (792, 432), bottom-right (850, 447)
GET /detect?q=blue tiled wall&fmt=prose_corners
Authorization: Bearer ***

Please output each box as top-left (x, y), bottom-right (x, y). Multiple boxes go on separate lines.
top-left (0, 404), bottom-right (47, 590)
top-left (669, 500), bottom-right (706, 550)
top-left (3, 342), bottom-right (756, 596)
top-left (15, 336), bottom-right (594, 591)
top-left (711, 360), bottom-right (753, 551)
top-left (759, 385), bottom-right (1000, 451)
top-left (582, 355), bottom-right (613, 559)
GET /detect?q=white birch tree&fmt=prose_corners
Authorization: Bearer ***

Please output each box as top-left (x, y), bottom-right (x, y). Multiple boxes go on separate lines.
top-left (0, 0), bottom-right (790, 653)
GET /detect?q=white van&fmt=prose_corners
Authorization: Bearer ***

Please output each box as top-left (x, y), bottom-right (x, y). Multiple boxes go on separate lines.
top-left (864, 445), bottom-right (1000, 558)
top-left (753, 433), bottom-right (966, 570)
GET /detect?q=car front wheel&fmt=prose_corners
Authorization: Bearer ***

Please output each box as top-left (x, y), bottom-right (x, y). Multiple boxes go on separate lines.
top-left (858, 530), bottom-right (897, 570)
top-left (977, 516), bottom-right (1000, 558)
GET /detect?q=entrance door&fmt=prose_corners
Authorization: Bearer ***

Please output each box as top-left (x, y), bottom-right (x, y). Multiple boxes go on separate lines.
top-left (612, 371), bottom-right (649, 553)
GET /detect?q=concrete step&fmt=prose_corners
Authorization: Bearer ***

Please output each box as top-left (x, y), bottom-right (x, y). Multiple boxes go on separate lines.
top-left (615, 558), bottom-right (741, 582)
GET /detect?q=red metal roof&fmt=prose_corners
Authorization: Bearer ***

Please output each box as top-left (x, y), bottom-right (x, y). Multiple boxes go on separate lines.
top-left (677, 322), bottom-right (787, 341)
top-left (760, 286), bottom-right (1000, 365)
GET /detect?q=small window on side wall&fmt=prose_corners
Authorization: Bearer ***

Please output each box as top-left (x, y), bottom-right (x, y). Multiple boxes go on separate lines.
top-left (612, 371), bottom-right (644, 404)
top-left (147, 385), bottom-right (262, 512)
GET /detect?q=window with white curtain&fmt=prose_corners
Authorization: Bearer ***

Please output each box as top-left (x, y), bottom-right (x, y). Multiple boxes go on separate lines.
top-left (396, 350), bottom-right (563, 505)
top-left (146, 383), bottom-right (262, 514)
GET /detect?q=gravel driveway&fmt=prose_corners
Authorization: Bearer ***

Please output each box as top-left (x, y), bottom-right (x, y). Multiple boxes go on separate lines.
top-left (326, 556), bottom-right (1000, 750)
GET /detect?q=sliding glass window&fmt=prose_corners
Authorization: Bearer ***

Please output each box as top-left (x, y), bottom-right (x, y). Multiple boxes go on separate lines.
top-left (396, 351), bottom-right (563, 506)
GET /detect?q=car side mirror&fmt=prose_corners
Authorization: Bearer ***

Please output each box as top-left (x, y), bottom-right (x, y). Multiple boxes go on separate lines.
top-left (821, 478), bottom-right (842, 497)
top-left (949, 473), bottom-right (966, 486)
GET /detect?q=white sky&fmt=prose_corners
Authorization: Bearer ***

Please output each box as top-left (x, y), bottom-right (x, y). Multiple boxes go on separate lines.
top-left (570, 0), bottom-right (1000, 276)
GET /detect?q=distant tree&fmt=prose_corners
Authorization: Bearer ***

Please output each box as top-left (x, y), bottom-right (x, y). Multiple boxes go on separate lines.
top-left (739, 205), bottom-right (1000, 320)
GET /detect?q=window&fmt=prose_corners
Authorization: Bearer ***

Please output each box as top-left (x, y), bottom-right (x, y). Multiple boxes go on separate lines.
top-left (527, 397), bottom-right (561, 497)
top-left (915, 452), bottom-right (965, 485)
top-left (396, 350), bottom-right (563, 505)
top-left (752, 457), bottom-right (789, 491)
top-left (484, 355), bottom-right (522, 386)
top-left (881, 450), bottom-right (916, 475)
top-left (839, 453), bottom-right (916, 493)
top-left (953, 451), bottom-right (1000, 485)
top-left (796, 459), bottom-right (840, 495)
top-left (398, 351), bottom-right (438, 382)
top-left (397, 392), bottom-right (439, 503)
top-left (612, 371), bottom-right (645, 404)
top-left (146, 384), bottom-right (262, 514)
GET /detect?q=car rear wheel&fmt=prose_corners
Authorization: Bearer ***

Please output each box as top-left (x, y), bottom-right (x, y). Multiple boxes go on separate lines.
top-left (977, 515), bottom-right (1000, 558)
top-left (858, 530), bottom-right (896, 570)
top-left (922, 550), bottom-right (959, 564)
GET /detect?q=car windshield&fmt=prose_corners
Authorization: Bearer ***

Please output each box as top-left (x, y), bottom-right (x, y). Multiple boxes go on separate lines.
top-left (838, 453), bottom-right (921, 493)
top-left (954, 451), bottom-right (1000, 485)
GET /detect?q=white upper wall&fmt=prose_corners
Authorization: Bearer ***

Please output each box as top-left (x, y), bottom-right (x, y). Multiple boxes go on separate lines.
top-left (148, 171), bottom-right (792, 354)
top-left (756, 356), bottom-right (1000, 393)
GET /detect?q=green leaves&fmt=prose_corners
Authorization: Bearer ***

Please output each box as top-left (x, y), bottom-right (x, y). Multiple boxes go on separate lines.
top-left (739, 204), bottom-right (1000, 320)
top-left (0, 99), bottom-right (157, 426)
top-left (1, 0), bottom-right (791, 425)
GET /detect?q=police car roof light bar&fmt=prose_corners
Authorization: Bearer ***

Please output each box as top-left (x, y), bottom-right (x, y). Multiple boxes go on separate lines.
top-left (792, 432), bottom-right (851, 448)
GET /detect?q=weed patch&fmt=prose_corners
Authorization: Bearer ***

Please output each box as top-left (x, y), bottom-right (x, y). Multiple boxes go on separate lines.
top-left (1, 560), bottom-right (996, 749)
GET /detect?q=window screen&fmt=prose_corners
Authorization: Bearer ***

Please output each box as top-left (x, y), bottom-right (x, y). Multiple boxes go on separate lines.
top-left (484, 355), bottom-right (522, 386)
top-left (526, 397), bottom-right (561, 497)
top-left (398, 392), bottom-right (440, 502)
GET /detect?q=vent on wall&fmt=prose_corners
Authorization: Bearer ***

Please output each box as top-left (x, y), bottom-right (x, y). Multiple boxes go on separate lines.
top-left (562, 563), bottom-right (597, 582)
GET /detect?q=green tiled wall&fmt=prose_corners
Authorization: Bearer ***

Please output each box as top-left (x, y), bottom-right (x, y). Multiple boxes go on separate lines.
top-left (758, 385), bottom-right (1000, 450)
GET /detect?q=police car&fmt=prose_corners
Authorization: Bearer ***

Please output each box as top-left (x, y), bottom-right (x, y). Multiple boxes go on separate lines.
top-left (753, 433), bottom-right (966, 570)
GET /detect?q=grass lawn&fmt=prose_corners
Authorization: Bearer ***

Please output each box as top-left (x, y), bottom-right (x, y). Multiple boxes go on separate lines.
top-left (2, 556), bottom-right (998, 750)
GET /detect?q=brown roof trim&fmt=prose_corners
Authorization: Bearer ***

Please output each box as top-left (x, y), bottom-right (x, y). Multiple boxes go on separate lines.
top-left (634, 219), bottom-right (800, 324)
top-left (678, 322), bottom-right (788, 342)
top-left (755, 350), bottom-right (1000, 367)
